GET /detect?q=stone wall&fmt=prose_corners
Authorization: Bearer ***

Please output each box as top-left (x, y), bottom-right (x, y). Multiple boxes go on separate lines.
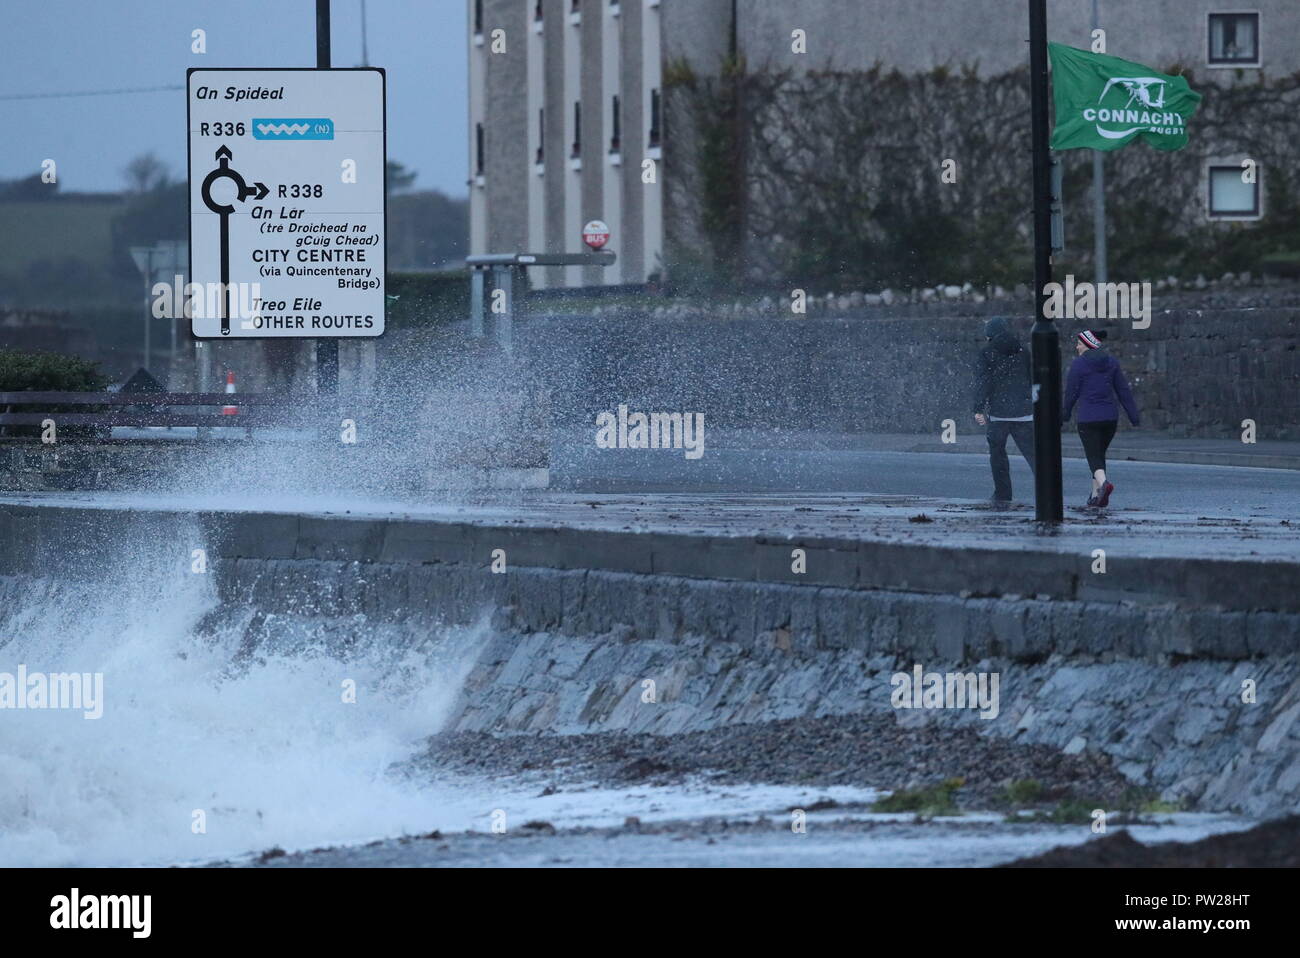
top-left (395, 305), bottom-right (1300, 438)
top-left (212, 545), bottom-right (1300, 818)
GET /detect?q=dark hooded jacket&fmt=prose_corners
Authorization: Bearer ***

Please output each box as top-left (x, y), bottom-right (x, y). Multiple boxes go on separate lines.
top-left (1063, 348), bottom-right (1140, 425)
top-left (972, 317), bottom-right (1033, 418)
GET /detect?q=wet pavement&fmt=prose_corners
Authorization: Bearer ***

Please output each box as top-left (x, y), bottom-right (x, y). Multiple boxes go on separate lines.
top-left (3, 484), bottom-right (1297, 564)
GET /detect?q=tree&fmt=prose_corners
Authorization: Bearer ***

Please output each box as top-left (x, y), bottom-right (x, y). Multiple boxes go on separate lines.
top-left (387, 189), bottom-right (469, 268)
top-left (386, 160), bottom-right (418, 195)
top-left (110, 181), bottom-right (187, 283)
top-left (122, 153), bottom-right (170, 194)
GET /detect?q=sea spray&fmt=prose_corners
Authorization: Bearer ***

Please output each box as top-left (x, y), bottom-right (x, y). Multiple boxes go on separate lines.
top-left (0, 514), bottom-right (487, 866)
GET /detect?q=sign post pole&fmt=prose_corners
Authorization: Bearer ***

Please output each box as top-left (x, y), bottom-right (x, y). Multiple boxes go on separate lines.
top-left (491, 264), bottom-right (513, 353)
top-left (143, 247), bottom-right (154, 372)
top-left (314, 0), bottom-right (340, 396)
top-left (1029, 0), bottom-right (1063, 522)
top-left (470, 268), bottom-right (485, 338)
top-left (169, 250), bottom-right (178, 369)
top-left (1091, 0), bottom-right (1108, 285)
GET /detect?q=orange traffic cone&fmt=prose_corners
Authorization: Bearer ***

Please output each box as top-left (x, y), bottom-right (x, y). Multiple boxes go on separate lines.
top-left (221, 370), bottom-right (238, 415)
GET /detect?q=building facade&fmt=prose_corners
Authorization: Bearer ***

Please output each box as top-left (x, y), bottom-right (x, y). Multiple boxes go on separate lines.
top-left (469, 1), bottom-right (1298, 288)
top-left (469, 0), bottom-right (670, 289)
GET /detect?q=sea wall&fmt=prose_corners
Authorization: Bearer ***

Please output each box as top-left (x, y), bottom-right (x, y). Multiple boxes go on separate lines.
top-left (1, 502), bottom-right (1296, 817)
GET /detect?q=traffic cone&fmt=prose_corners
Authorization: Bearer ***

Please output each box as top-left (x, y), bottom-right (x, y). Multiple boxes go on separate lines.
top-left (221, 370), bottom-right (238, 415)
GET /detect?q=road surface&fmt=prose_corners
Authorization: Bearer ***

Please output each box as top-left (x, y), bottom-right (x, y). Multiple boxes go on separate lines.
top-left (553, 430), bottom-right (1300, 520)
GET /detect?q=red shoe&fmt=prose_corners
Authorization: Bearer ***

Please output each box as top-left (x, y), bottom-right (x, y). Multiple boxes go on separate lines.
top-left (1097, 481), bottom-right (1115, 508)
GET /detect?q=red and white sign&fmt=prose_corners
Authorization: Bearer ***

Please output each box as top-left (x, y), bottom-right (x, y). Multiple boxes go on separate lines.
top-left (582, 219), bottom-right (610, 250)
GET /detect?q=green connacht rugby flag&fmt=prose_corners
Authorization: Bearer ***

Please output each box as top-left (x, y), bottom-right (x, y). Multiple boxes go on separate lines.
top-left (1049, 43), bottom-right (1202, 151)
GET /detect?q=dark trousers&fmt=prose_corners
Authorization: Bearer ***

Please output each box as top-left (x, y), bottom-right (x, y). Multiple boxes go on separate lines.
top-left (1077, 419), bottom-right (1118, 475)
top-left (987, 420), bottom-right (1036, 501)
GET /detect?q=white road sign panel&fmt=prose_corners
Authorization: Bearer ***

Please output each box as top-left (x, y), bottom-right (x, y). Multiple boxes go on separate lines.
top-left (187, 68), bottom-right (386, 338)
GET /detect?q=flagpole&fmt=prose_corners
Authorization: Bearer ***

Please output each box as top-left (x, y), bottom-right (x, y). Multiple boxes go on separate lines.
top-left (1029, 0), bottom-right (1064, 522)
top-left (1092, 0), bottom-right (1108, 284)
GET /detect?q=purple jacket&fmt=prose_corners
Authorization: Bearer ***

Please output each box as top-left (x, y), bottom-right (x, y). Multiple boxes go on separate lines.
top-left (1063, 350), bottom-right (1140, 425)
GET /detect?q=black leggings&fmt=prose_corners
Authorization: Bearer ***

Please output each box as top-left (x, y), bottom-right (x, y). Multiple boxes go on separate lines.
top-left (1077, 420), bottom-right (1118, 475)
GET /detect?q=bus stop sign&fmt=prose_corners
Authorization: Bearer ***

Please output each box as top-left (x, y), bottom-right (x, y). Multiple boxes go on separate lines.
top-left (582, 220), bottom-right (610, 250)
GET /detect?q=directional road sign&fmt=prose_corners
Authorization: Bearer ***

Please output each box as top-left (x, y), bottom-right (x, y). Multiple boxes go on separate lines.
top-left (187, 68), bottom-right (386, 338)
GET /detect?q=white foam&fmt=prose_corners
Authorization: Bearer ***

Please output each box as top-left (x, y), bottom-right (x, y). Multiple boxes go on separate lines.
top-left (0, 524), bottom-right (485, 866)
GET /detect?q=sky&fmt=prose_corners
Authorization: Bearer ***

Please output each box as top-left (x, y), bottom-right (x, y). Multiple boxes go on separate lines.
top-left (0, 0), bottom-right (468, 196)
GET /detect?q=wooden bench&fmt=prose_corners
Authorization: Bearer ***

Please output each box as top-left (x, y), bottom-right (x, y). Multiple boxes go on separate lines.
top-left (0, 391), bottom-right (312, 433)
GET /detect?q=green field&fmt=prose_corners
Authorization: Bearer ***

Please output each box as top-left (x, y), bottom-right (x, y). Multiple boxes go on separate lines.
top-left (0, 199), bottom-right (124, 272)
top-left (0, 198), bottom-right (128, 308)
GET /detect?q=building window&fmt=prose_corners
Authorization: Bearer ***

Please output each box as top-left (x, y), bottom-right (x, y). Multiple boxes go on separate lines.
top-left (473, 0), bottom-right (484, 35)
top-left (571, 101), bottom-right (582, 158)
top-left (648, 88), bottom-right (661, 149)
top-left (536, 109), bottom-right (545, 165)
top-left (1208, 164), bottom-right (1260, 218)
top-left (475, 123), bottom-right (485, 176)
top-left (609, 94), bottom-right (621, 153)
top-left (534, 0), bottom-right (543, 23)
top-left (1208, 12), bottom-right (1260, 66)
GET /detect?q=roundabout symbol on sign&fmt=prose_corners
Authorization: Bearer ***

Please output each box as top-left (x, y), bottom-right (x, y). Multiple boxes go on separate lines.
top-left (201, 144), bottom-right (269, 335)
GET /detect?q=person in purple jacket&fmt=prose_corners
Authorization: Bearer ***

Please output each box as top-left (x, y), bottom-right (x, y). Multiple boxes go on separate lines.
top-left (1062, 329), bottom-right (1140, 508)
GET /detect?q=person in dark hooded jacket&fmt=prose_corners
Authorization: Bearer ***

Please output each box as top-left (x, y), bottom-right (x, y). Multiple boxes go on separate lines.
top-left (972, 316), bottom-right (1035, 504)
top-left (1062, 329), bottom-right (1140, 508)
